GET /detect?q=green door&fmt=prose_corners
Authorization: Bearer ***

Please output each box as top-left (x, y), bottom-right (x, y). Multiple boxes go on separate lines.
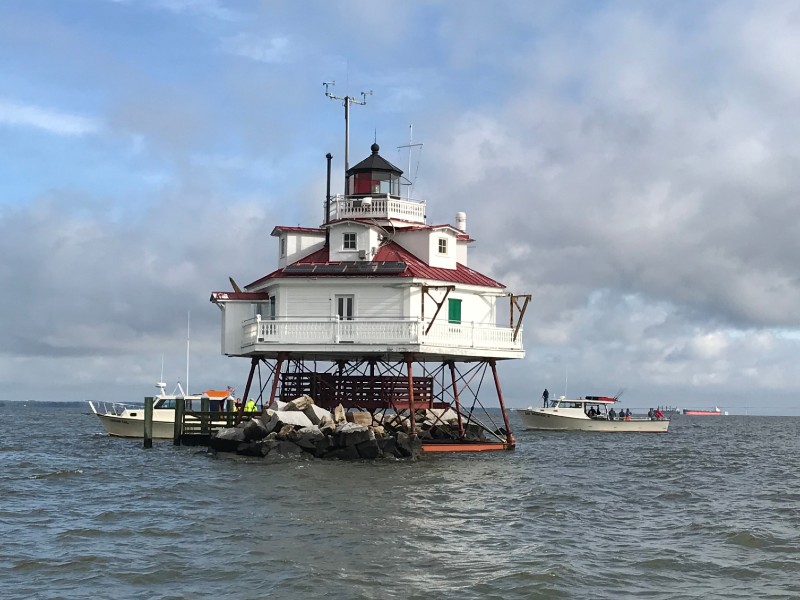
top-left (448, 298), bottom-right (462, 324)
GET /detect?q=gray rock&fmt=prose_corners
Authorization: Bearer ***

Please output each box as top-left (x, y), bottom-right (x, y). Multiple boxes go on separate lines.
top-left (285, 395), bottom-right (314, 411)
top-left (325, 445), bottom-right (360, 460)
top-left (273, 441), bottom-right (304, 456)
top-left (214, 427), bottom-right (246, 442)
top-left (276, 424), bottom-right (295, 439)
top-left (288, 426), bottom-right (325, 450)
top-left (356, 438), bottom-right (381, 459)
top-left (395, 432), bottom-right (421, 458)
top-left (377, 436), bottom-right (398, 457)
top-left (313, 435), bottom-right (332, 457)
top-left (243, 418), bottom-right (268, 441)
top-left (236, 441), bottom-right (264, 457)
top-left (264, 409), bottom-right (314, 432)
top-left (333, 422), bottom-right (372, 447)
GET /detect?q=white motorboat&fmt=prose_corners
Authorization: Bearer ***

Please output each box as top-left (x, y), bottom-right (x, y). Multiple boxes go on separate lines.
top-left (88, 382), bottom-right (235, 438)
top-left (516, 395), bottom-right (670, 432)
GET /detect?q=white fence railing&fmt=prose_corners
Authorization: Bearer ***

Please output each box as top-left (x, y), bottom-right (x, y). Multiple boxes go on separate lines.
top-left (328, 195), bottom-right (426, 224)
top-left (241, 316), bottom-right (523, 352)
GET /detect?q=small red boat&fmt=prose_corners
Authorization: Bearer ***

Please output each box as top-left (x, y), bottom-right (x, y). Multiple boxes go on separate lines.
top-left (682, 406), bottom-right (724, 416)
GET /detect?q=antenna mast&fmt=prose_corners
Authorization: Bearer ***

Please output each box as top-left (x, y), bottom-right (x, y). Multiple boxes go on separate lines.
top-left (397, 124), bottom-right (423, 199)
top-left (186, 311), bottom-right (190, 395)
top-left (323, 81), bottom-right (372, 184)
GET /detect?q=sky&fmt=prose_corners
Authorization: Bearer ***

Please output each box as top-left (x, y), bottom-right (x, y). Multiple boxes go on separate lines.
top-left (2, 0), bottom-right (800, 415)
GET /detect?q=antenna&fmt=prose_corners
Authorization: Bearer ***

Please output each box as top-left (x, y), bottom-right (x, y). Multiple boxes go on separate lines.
top-left (324, 81), bottom-right (372, 176)
top-left (397, 124), bottom-right (423, 200)
top-left (186, 311), bottom-right (190, 396)
top-left (156, 354), bottom-right (166, 394)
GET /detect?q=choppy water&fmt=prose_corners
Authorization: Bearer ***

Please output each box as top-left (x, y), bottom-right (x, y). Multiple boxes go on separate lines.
top-left (1, 403), bottom-right (799, 599)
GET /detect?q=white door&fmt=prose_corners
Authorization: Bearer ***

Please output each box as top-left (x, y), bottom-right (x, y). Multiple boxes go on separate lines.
top-left (335, 295), bottom-right (355, 342)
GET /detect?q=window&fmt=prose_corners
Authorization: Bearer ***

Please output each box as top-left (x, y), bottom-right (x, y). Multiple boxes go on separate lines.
top-left (448, 298), bottom-right (462, 324)
top-left (280, 236), bottom-right (287, 257)
top-left (255, 296), bottom-right (276, 319)
top-left (336, 295), bottom-right (354, 320)
top-left (438, 238), bottom-right (448, 255)
top-left (343, 232), bottom-right (357, 250)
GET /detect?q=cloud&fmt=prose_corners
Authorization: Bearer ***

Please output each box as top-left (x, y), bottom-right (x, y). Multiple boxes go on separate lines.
top-left (221, 33), bottom-right (291, 64)
top-left (4, 0), bottom-right (800, 413)
top-left (0, 98), bottom-right (101, 136)
top-left (104, 0), bottom-right (239, 21)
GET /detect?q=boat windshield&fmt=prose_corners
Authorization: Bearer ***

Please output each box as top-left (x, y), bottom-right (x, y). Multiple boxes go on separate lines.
top-left (155, 398), bottom-right (201, 410)
top-left (556, 401), bottom-right (584, 409)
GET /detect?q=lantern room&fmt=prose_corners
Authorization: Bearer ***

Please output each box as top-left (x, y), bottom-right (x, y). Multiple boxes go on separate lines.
top-left (346, 143), bottom-right (403, 197)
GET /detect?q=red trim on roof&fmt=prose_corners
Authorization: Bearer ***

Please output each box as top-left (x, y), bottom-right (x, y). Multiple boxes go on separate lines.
top-left (210, 291), bottom-right (271, 302)
top-left (245, 241), bottom-right (503, 289)
top-left (393, 223), bottom-right (474, 242)
top-left (270, 226), bottom-right (325, 236)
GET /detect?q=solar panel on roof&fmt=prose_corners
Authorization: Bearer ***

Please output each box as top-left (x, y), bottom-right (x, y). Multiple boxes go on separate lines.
top-left (314, 264), bottom-right (345, 273)
top-left (283, 261), bottom-right (407, 276)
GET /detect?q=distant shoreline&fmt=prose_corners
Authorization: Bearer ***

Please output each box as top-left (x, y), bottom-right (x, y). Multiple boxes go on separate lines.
top-left (0, 400), bottom-right (86, 408)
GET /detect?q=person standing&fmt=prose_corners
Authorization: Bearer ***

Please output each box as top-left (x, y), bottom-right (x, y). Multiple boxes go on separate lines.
top-left (542, 388), bottom-right (550, 407)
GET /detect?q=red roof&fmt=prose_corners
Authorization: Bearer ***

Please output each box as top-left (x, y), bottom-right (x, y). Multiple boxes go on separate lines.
top-left (245, 241), bottom-right (504, 289)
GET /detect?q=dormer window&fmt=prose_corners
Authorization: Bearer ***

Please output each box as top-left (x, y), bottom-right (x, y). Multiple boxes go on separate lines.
top-left (438, 238), bottom-right (448, 255)
top-left (280, 236), bottom-right (287, 257)
top-left (343, 232), bottom-right (357, 250)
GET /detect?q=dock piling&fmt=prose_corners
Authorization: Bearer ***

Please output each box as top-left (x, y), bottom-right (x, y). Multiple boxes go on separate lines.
top-left (173, 397), bottom-right (185, 446)
top-left (200, 394), bottom-right (210, 435)
top-left (143, 396), bottom-right (153, 448)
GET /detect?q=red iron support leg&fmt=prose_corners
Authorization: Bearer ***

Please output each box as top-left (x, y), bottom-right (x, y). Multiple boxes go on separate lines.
top-left (489, 359), bottom-right (515, 447)
top-left (405, 354), bottom-right (417, 435)
top-left (448, 361), bottom-right (465, 438)
top-left (237, 357), bottom-right (259, 424)
top-left (268, 353), bottom-right (286, 407)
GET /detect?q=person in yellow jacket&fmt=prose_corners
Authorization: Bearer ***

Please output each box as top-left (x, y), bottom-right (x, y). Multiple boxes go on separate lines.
top-left (243, 398), bottom-right (258, 413)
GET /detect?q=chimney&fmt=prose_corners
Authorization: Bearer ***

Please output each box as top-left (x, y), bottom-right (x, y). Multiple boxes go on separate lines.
top-left (455, 211), bottom-right (467, 232)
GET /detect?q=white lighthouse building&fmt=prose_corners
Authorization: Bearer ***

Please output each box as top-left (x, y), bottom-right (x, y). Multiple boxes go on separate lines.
top-left (210, 142), bottom-right (529, 451)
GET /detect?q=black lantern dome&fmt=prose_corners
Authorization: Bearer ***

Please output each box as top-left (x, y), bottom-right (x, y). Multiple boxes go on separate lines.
top-left (346, 143), bottom-right (403, 197)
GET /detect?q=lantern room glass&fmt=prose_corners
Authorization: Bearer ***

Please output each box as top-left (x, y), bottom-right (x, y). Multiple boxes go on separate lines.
top-left (349, 171), bottom-right (400, 196)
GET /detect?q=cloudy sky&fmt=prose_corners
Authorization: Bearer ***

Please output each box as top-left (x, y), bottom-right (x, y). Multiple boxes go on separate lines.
top-left (2, 0), bottom-right (799, 415)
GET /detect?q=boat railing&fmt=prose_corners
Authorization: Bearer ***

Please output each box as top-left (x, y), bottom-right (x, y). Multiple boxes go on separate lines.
top-left (88, 400), bottom-right (142, 416)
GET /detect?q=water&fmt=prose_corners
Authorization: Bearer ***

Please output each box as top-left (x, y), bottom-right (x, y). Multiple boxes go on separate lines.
top-left (2, 404), bottom-right (799, 599)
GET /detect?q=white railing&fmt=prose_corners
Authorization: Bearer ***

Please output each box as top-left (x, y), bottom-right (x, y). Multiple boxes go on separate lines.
top-left (241, 316), bottom-right (523, 352)
top-left (328, 195), bottom-right (426, 224)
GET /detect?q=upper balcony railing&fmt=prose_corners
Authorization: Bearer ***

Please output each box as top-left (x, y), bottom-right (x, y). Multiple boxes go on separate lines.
top-left (328, 194), bottom-right (426, 224)
top-left (239, 315), bottom-right (523, 355)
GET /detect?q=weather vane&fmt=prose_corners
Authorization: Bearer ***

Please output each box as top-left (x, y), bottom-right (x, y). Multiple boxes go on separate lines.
top-left (323, 81), bottom-right (372, 172)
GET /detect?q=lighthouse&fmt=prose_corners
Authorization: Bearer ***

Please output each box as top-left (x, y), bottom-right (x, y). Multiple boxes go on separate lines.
top-left (210, 137), bottom-right (530, 451)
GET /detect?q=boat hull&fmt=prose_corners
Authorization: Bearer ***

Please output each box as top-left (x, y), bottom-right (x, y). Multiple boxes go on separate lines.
top-left (682, 410), bottom-right (722, 416)
top-left (89, 405), bottom-right (232, 439)
top-left (94, 413), bottom-right (176, 438)
top-left (516, 409), bottom-right (669, 432)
